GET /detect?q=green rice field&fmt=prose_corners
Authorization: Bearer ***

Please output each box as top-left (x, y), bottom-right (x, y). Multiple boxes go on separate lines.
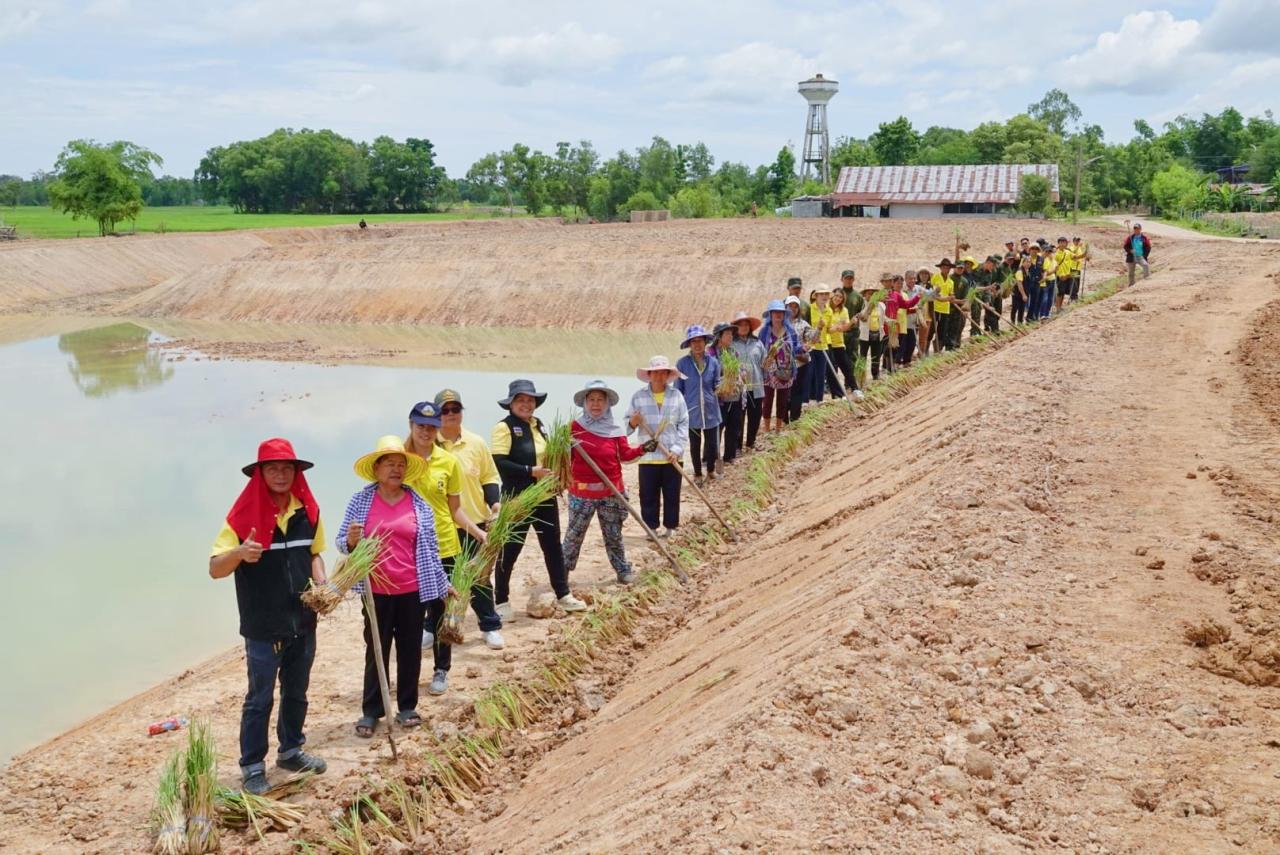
top-left (0, 204), bottom-right (527, 239)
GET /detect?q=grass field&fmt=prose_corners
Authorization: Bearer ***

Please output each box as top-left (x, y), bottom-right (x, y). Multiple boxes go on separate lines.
top-left (0, 205), bottom-right (528, 239)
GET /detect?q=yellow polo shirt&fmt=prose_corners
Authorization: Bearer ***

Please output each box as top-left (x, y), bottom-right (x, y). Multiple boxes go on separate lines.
top-left (808, 303), bottom-right (833, 350)
top-left (210, 495), bottom-right (325, 557)
top-left (405, 444), bottom-right (463, 560)
top-left (930, 273), bottom-right (954, 314)
top-left (437, 427), bottom-right (500, 525)
top-left (1054, 249), bottom-right (1073, 278)
top-left (490, 417), bottom-right (547, 466)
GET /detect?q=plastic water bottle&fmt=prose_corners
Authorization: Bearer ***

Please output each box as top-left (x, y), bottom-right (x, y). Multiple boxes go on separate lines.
top-left (147, 716), bottom-right (188, 736)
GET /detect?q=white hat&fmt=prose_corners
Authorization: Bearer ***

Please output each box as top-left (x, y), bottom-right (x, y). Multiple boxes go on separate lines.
top-left (636, 355), bottom-right (686, 383)
top-left (784, 295), bottom-right (801, 307)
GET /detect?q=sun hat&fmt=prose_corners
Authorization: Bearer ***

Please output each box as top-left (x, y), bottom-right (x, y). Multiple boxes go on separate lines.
top-left (878, 270), bottom-right (894, 281)
top-left (408, 400), bottom-right (443, 427)
top-left (860, 282), bottom-right (878, 293)
top-left (573, 379), bottom-right (620, 407)
top-left (680, 324), bottom-right (714, 349)
top-left (241, 437), bottom-right (313, 477)
top-left (961, 256), bottom-right (978, 267)
top-left (353, 435), bottom-right (427, 483)
top-left (812, 284), bottom-right (832, 294)
top-left (711, 321), bottom-right (737, 340)
top-left (764, 298), bottom-right (786, 315)
top-left (636, 355), bottom-right (686, 382)
top-left (936, 258), bottom-right (954, 268)
top-left (498, 379), bottom-right (547, 409)
top-left (732, 310), bottom-right (762, 332)
top-left (433, 388), bottom-right (464, 410)
top-left (786, 277), bottom-right (803, 289)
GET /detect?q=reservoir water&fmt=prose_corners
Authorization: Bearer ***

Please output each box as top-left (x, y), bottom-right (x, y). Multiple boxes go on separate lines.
top-left (0, 321), bottom-right (643, 763)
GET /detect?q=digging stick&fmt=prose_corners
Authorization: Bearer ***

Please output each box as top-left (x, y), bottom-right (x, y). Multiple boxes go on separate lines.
top-left (636, 420), bottom-right (735, 540)
top-left (360, 586), bottom-right (398, 760)
top-left (569, 440), bottom-right (689, 583)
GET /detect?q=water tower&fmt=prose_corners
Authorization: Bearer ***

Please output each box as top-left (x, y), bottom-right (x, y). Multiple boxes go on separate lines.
top-left (798, 73), bottom-right (838, 184)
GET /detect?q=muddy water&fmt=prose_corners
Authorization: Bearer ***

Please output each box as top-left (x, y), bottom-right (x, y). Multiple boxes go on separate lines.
top-left (0, 321), bottom-right (646, 763)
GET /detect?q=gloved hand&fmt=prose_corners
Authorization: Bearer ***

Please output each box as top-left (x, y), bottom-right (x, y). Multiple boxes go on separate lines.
top-left (642, 439), bottom-right (658, 453)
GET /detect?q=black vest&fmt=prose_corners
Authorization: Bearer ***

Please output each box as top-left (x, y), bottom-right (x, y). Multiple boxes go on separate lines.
top-left (496, 413), bottom-right (546, 495)
top-left (233, 506), bottom-right (318, 640)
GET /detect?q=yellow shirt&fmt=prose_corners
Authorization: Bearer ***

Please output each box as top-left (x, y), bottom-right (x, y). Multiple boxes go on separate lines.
top-left (827, 306), bottom-right (850, 348)
top-left (654, 391), bottom-right (665, 407)
top-left (405, 444), bottom-right (464, 559)
top-left (490, 417), bottom-right (547, 466)
top-left (437, 427), bottom-right (500, 526)
top-left (1070, 244), bottom-right (1087, 273)
top-left (1054, 249), bottom-right (1073, 278)
top-left (808, 303), bottom-right (833, 350)
top-left (1040, 256), bottom-right (1055, 283)
top-left (930, 273), bottom-right (954, 314)
top-left (210, 494), bottom-right (325, 557)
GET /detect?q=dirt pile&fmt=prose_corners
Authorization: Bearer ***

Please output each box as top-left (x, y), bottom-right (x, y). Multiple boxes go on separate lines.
top-left (116, 219), bottom-right (1129, 330)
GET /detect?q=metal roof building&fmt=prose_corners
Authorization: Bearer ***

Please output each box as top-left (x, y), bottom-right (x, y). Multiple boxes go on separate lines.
top-left (829, 164), bottom-right (1060, 218)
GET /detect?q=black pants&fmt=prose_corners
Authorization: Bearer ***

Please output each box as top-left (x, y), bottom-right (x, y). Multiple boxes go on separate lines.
top-left (688, 426), bottom-right (719, 476)
top-left (897, 329), bottom-right (917, 366)
top-left (459, 528), bottom-right (501, 632)
top-left (828, 346), bottom-right (857, 394)
top-left (240, 632), bottom-right (315, 773)
top-left (981, 300), bottom-right (1002, 334)
top-left (1011, 292), bottom-right (1027, 324)
top-left (789, 362), bottom-right (809, 421)
top-left (497, 498), bottom-right (569, 602)
top-left (362, 591), bottom-right (438, 719)
top-left (969, 303), bottom-right (983, 338)
top-left (813, 350), bottom-right (845, 398)
top-left (858, 337), bottom-right (883, 380)
top-left (743, 394), bottom-right (763, 448)
top-left (638, 462), bottom-right (682, 530)
top-left (719, 400), bottom-right (744, 462)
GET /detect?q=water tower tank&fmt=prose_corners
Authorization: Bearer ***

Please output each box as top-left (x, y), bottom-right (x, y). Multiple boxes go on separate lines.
top-left (798, 74), bottom-right (838, 185)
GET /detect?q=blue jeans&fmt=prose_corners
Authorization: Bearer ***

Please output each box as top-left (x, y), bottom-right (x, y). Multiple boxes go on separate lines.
top-left (1036, 285), bottom-right (1055, 319)
top-left (240, 632), bottom-right (315, 775)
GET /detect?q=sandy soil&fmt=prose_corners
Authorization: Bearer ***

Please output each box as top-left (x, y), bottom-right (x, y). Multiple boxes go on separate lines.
top-left (3, 218), bottom-right (1279, 854)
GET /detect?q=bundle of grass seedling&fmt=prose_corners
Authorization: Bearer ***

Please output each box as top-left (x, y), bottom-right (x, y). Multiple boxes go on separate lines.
top-left (301, 532), bottom-right (387, 615)
top-left (437, 540), bottom-right (485, 645)
top-left (151, 751), bottom-right (186, 855)
top-left (715, 348), bottom-right (742, 398)
top-left (216, 787), bottom-right (307, 838)
top-left (485, 475), bottom-right (555, 563)
top-left (184, 719), bottom-right (219, 854)
top-left (542, 413), bottom-right (573, 492)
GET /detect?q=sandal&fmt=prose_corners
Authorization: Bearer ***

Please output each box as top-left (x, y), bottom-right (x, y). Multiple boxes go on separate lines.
top-left (395, 710), bottom-right (422, 729)
top-left (354, 716), bottom-right (379, 738)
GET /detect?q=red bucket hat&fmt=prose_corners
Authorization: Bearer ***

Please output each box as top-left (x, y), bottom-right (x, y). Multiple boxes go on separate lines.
top-left (228, 439), bottom-right (319, 547)
top-left (241, 438), bottom-right (314, 477)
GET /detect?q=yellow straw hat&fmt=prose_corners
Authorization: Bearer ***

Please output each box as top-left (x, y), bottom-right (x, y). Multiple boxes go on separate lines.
top-left (353, 434), bottom-right (427, 483)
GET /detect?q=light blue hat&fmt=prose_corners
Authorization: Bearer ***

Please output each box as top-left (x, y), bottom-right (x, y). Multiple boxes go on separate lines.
top-left (679, 324), bottom-right (714, 349)
top-left (765, 299), bottom-right (786, 314)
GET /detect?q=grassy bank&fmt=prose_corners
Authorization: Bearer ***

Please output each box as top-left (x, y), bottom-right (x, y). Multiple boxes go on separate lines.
top-left (0, 205), bottom-right (529, 239)
top-left (1155, 214), bottom-right (1271, 239)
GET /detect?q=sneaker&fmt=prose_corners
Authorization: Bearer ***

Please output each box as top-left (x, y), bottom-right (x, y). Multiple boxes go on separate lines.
top-left (482, 630), bottom-right (505, 650)
top-left (616, 569), bottom-right (637, 585)
top-left (427, 669), bottom-right (449, 696)
top-left (663, 527), bottom-right (678, 539)
top-left (495, 602), bottom-right (514, 622)
top-left (852, 389), bottom-right (865, 401)
top-left (557, 593), bottom-right (588, 613)
top-left (655, 527), bottom-right (670, 539)
top-left (241, 771), bottom-right (270, 796)
top-left (421, 629), bottom-right (434, 649)
top-left (276, 750), bottom-right (327, 775)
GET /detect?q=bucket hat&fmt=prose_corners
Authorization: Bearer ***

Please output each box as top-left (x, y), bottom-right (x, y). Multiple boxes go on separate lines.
top-left (811, 284), bottom-right (832, 294)
top-left (936, 258), bottom-right (954, 268)
top-left (764, 299), bottom-right (787, 315)
top-left (636, 355), bottom-right (686, 383)
top-left (241, 437), bottom-right (313, 477)
top-left (680, 324), bottom-right (714, 349)
top-left (711, 321), bottom-right (736, 340)
top-left (497, 379), bottom-right (547, 409)
top-left (573, 379), bottom-right (620, 407)
top-left (732, 310), bottom-right (762, 332)
top-left (353, 435), bottom-right (427, 483)
top-left (408, 400), bottom-right (443, 427)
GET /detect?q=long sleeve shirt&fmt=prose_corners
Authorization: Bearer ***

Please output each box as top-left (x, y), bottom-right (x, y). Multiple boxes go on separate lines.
top-left (730, 336), bottom-right (766, 399)
top-left (627, 384), bottom-right (689, 462)
top-left (676, 354), bottom-right (722, 430)
top-left (337, 484), bottom-right (447, 603)
top-left (569, 422), bottom-right (644, 497)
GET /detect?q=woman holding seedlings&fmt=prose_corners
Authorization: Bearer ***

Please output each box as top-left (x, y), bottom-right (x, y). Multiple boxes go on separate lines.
top-left (337, 435), bottom-right (447, 737)
top-left (826, 288), bottom-right (860, 400)
top-left (759, 298), bottom-right (800, 431)
top-left (628, 356), bottom-right (689, 538)
top-left (491, 379), bottom-right (588, 615)
top-left (785, 295), bottom-right (816, 422)
top-left (402, 400), bottom-right (493, 667)
top-left (730, 311), bottom-right (766, 450)
top-left (563, 379), bottom-right (649, 583)
top-left (857, 279), bottom-right (890, 383)
top-left (676, 325), bottom-right (722, 483)
top-left (709, 322), bottom-right (745, 465)
top-left (209, 438), bottom-right (328, 795)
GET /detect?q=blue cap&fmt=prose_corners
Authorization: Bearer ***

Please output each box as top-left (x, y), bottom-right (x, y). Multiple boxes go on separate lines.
top-left (408, 401), bottom-right (442, 427)
top-left (765, 299), bottom-right (786, 314)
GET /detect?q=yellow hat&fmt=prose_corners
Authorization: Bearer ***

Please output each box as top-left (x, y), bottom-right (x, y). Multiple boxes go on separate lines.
top-left (353, 434), bottom-right (427, 483)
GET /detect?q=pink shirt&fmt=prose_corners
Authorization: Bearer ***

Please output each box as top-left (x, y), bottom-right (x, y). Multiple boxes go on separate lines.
top-left (365, 491), bottom-right (419, 595)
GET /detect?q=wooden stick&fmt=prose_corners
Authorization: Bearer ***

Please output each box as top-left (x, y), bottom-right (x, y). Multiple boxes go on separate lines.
top-left (636, 420), bottom-right (737, 539)
top-left (360, 587), bottom-right (398, 761)
top-left (569, 440), bottom-right (689, 583)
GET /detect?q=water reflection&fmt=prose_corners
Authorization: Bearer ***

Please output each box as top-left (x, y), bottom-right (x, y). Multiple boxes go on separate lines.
top-left (57, 322), bottom-right (173, 398)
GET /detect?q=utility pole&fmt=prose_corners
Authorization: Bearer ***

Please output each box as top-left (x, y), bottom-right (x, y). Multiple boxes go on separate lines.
top-left (1073, 146), bottom-right (1103, 225)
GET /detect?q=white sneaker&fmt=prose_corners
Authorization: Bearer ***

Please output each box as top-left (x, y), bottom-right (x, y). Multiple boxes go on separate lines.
top-left (482, 630), bottom-right (505, 650)
top-left (557, 594), bottom-right (588, 613)
top-left (655, 527), bottom-right (670, 539)
top-left (663, 527), bottom-right (678, 539)
top-left (421, 630), bottom-right (434, 649)
top-left (852, 389), bottom-right (865, 401)
top-left (495, 602), bottom-right (513, 622)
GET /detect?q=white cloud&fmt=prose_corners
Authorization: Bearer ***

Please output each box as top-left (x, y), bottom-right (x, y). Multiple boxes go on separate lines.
top-left (1059, 11), bottom-right (1202, 94)
top-left (1200, 0), bottom-right (1280, 55)
top-left (681, 42), bottom-right (827, 104)
top-left (0, 1), bottom-right (52, 42)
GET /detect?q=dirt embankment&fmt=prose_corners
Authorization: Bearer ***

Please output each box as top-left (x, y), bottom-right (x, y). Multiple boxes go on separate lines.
top-left (114, 219), bottom-right (1130, 330)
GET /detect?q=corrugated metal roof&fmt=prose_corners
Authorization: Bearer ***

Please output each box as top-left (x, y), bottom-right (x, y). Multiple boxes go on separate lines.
top-left (832, 164), bottom-right (1060, 205)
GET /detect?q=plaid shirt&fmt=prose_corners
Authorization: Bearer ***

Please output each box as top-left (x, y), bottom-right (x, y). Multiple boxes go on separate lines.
top-left (338, 483), bottom-right (447, 602)
top-left (626, 384), bottom-right (689, 463)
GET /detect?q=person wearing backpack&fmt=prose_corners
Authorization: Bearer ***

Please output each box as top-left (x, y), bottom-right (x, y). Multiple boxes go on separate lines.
top-left (1123, 223), bottom-right (1152, 287)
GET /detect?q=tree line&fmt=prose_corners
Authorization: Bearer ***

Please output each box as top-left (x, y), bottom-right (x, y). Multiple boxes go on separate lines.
top-left (6, 88), bottom-right (1278, 233)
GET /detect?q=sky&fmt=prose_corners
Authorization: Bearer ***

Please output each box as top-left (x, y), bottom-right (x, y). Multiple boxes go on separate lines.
top-left (2, 0), bottom-right (1278, 179)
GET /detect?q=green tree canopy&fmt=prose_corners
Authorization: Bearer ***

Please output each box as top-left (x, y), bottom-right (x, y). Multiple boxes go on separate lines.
top-left (1016, 173), bottom-right (1051, 216)
top-left (869, 117), bottom-right (920, 165)
top-left (48, 139), bottom-right (162, 235)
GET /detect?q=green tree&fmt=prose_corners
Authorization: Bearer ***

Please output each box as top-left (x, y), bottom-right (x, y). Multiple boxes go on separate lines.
top-left (619, 190), bottom-right (662, 216)
top-left (830, 136), bottom-right (875, 169)
top-left (1150, 163), bottom-right (1208, 214)
top-left (969, 122), bottom-right (1009, 163)
top-left (1027, 88), bottom-right (1082, 136)
top-left (1016, 173), bottom-right (1051, 216)
top-left (869, 116), bottom-right (920, 165)
top-left (670, 184), bottom-right (721, 218)
top-left (48, 139), bottom-right (162, 235)
top-left (0, 176), bottom-right (19, 208)
top-left (768, 146), bottom-right (796, 204)
top-left (1247, 129), bottom-right (1280, 185)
